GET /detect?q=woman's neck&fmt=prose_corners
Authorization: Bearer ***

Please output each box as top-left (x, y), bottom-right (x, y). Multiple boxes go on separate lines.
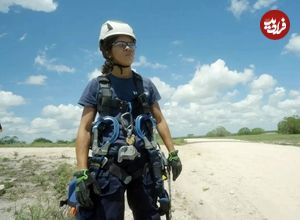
top-left (111, 66), bottom-right (133, 78)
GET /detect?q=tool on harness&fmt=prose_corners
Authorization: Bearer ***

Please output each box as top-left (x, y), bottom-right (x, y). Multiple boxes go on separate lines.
top-left (135, 113), bottom-right (171, 216)
top-left (119, 107), bottom-right (136, 145)
top-left (118, 105), bottom-right (141, 162)
top-left (91, 116), bottom-right (120, 156)
top-left (118, 145), bottom-right (141, 163)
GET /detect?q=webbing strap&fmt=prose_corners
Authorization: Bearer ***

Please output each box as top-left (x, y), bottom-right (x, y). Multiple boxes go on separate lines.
top-left (103, 159), bottom-right (147, 184)
top-left (109, 163), bottom-right (132, 184)
top-left (96, 72), bottom-right (150, 116)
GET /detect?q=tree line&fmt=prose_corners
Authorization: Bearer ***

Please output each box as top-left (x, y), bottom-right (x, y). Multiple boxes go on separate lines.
top-left (206, 115), bottom-right (300, 137)
top-left (0, 136), bottom-right (75, 145)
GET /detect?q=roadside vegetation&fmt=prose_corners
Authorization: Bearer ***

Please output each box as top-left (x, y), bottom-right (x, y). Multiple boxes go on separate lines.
top-left (225, 133), bottom-right (300, 146)
top-left (202, 115), bottom-right (300, 147)
top-left (0, 155), bottom-right (75, 219)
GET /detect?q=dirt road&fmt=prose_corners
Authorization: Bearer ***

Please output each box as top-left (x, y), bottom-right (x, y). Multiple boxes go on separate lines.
top-left (170, 139), bottom-right (300, 220)
top-left (1, 139), bottom-right (300, 220)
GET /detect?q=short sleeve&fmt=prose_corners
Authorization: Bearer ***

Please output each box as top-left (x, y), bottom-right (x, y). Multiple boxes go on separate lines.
top-left (145, 78), bottom-right (161, 105)
top-left (78, 78), bottom-right (99, 108)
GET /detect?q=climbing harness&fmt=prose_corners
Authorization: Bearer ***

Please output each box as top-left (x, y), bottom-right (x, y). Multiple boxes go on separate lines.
top-left (61, 72), bottom-right (171, 218)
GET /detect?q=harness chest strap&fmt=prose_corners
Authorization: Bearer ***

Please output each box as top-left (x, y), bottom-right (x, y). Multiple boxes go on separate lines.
top-left (96, 72), bottom-right (150, 116)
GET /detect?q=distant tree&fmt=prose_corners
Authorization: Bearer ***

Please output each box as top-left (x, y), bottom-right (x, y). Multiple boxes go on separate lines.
top-left (187, 134), bottom-right (194, 138)
top-left (206, 126), bottom-right (231, 137)
top-left (0, 136), bottom-right (25, 144)
top-left (278, 115), bottom-right (300, 134)
top-left (71, 138), bottom-right (76, 143)
top-left (251, 128), bottom-right (265, 135)
top-left (237, 127), bottom-right (251, 135)
top-left (56, 140), bottom-right (71, 144)
top-left (32, 137), bottom-right (53, 144)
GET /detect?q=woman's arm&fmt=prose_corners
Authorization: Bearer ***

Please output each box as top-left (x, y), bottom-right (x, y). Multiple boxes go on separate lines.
top-left (150, 101), bottom-right (182, 181)
top-left (150, 102), bottom-right (175, 153)
top-left (75, 106), bottom-right (97, 170)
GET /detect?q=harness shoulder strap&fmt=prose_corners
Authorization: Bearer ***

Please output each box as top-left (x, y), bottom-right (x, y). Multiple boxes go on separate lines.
top-left (133, 72), bottom-right (151, 113)
top-left (96, 74), bottom-right (128, 115)
top-left (97, 75), bottom-right (112, 115)
top-left (132, 72), bottom-right (144, 94)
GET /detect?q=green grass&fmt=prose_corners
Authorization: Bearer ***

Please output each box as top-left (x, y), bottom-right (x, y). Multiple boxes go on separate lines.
top-left (209, 133), bottom-right (300, 147)
top-left (172, 137), bottom-right (187, 145)
top-left (15, 197), bottom-right (75, 220)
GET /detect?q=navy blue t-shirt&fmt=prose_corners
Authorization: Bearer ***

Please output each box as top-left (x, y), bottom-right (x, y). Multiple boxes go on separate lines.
top-left (78, 73), bottom-right (161, 163)
top-left (78, 73), bottom-right (161, 108)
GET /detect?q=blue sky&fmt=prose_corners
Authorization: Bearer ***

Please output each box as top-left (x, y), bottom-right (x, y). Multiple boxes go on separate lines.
top-left (0, 0), bottom-right (300, 142)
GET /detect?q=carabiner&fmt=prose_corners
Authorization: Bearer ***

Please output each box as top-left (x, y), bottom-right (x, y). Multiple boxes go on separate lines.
top-left (91, 116), bottom-right (120, 155)
top-left (134, 114), bottom-right (156, 139)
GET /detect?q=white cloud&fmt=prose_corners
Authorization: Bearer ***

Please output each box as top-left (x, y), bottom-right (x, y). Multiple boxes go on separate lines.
top-left (1, 114), bottom-right (25, 124)
top-left (0, 90), bottom-right (26, 110)
top-left (0, 33), bottom-right (8, 38)
top-left (284, 33), bottom-right (300, 55)
top-left (150, 77), bottom-right (176, 105)
top-left (228, 0), bottom-right (249, 18)
top-left (228, 0), bottom-right (277, 17)
top-left (278, 97), bottom-right (300, 109)
top-left (171, 59), bottom-right (254, 103)
top-left (19, 33), bottom-right (27, 41)
top-left (253, 0), bottom-right (276, 10)
top-left (232, 94), bottom-right (262, 110)
top-left (132, 56), bottom-right (167, 69)
top-left (150, 59), bottom-right (300, 137)
top-left (0, 91), bottom-right (26, 135)
top-left (34, 52), bottom-right (75, 73)
top-left (171, 40), bottom-right (182, 46)
top-left (0, 0), bottom-right (57, 13)
top-left (250, 74), bottom-right (277, 94)
top-left (289, 90), bottom-right (300, 97)
top-left (24, 74), bottom-right (47, 85)
top-left (268, 87), bottom-right (285, 105)
top-left (41, 104), bottom-right (82, 123)
top-left (18, 104), bottom-right (82, 142)
top-left (182, 57), bottom-right (195, 63)
top-left (0, 92), bottom-right (82, 141)
top-left (88, 68), bottom-right (102, 81)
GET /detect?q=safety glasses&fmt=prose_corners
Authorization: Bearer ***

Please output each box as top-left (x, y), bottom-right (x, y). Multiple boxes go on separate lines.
top-left (112, 41), bottom-right (136, 50)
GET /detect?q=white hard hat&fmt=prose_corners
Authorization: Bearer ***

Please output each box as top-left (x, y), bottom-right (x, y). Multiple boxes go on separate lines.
top-left (99, 20), bottom-right (136, 41)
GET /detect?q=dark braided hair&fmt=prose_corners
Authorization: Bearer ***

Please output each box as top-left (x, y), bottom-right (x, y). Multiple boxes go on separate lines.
top-left (99, 36), bottom-right (118, 75)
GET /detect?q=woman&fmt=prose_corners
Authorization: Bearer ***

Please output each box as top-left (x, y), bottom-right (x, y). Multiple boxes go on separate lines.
top-left (75, 20), bottom-right (182, 220)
